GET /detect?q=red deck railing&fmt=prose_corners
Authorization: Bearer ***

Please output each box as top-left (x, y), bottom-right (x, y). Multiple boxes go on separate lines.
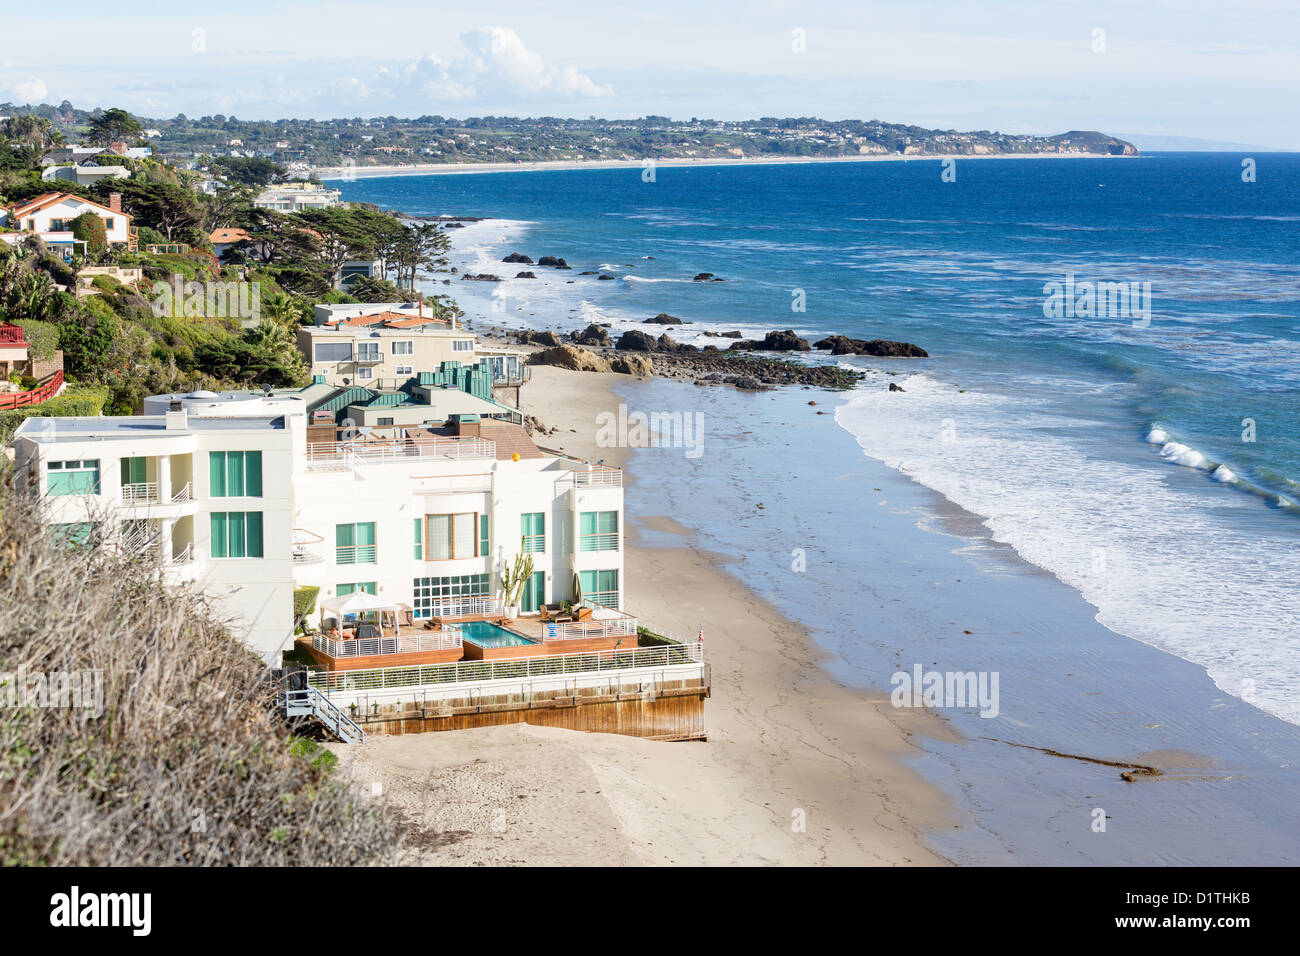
top-left (0, 370), bottom-right (63, 410)
top-left (0, 325), bottom-right (26, 345)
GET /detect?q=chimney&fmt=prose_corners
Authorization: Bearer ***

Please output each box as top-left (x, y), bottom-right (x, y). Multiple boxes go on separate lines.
top-left (451, 414), bottom-right (480, 438)
top-left (108, 193), bottom-right (122, 214)
top-left (165, 400), bottom-right (188, 430)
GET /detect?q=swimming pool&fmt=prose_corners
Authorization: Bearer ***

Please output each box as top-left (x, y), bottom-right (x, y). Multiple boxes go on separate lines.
top-left (457, 620), bottom-right (538, 648)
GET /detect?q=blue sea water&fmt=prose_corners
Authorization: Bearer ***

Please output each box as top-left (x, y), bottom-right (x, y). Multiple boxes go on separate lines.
top-left (336, 155), bottom-right (1300, 725)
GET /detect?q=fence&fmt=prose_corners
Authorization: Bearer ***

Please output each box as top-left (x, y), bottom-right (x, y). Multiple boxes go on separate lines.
top-left (0, 370), bottom-right (63, 410)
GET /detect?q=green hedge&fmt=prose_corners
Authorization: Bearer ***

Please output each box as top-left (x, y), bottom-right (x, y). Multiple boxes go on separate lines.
top-left (0, 385), bottom-right (112, 443)
top-left (15, 320), bottom-right (59, 362)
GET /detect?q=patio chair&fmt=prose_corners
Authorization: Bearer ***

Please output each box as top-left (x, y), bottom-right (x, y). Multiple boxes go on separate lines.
top-left (539, 603), bottom-right (567, 622)
top-left (573, 606), bottom-right (593, 622)
top-left (355, 623), bottom-right (381, 640)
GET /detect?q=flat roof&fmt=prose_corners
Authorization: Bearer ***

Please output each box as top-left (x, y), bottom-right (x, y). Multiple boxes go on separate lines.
top-left (16, 414), bottom-right (287, 441)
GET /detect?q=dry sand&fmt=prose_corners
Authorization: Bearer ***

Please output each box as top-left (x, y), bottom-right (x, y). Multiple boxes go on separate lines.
top-left (332, 366), bottom-right (954, 865)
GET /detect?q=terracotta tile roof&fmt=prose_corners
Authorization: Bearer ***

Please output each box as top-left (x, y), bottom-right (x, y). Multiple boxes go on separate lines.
top-left (10, 191), bottom-right (121, 220)
top-left (338, 313), bottom-right (393, 327)
top-left (209, 227), bottom-right (249, 244)
top-left (383, 315), bottom-right (449, 328)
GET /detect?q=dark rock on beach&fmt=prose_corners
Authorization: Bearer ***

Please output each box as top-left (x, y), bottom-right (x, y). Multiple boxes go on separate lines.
top-left (503, 252), bottom-right (534, 264)
top-left (616, 330), bottom-right (657, 351)
top-left (537, 256), bottom-right (570, 269)
top-left (461, 273), bottom-right (501, 282)
top-left (571, 324), bottom-right (612, 347)
top-left (814, 335), bottom-right (929, 358)
top-left (645, 313), bottom-right (684, 325)
top-left (515, 330), bottom-right (563, 347)
top-left (729, 330), bottom-right (812, 352)
top-left (692, 272), bottom-right (716, 281)
top-left (515, 271), bottom-right (536, 279)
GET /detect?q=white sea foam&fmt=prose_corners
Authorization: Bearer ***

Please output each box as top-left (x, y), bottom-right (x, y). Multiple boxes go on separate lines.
top-left (1212, 465), bottom-right (1238, 483)
top-left (1159, 442), bottom-right (1208, 469)
top-left (836, 374), bottom-right (1300, 726)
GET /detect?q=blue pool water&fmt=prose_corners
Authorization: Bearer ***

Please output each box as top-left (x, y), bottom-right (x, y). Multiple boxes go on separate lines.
top-left (458, 620), bottom-right (537, 648)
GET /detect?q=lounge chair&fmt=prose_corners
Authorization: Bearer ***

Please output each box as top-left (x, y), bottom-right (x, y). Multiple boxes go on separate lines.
top-left (573, 606), bottom-right (593, 622)
top-left (539, 603), bottom-right (568, 622)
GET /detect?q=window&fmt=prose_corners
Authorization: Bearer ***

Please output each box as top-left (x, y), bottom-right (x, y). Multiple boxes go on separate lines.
top-left (47, 459), bottom-right (100, 496)
top-left (580, 511), bottom-right (619, 551)
top-left (424, 513), bottom-right (478, 560)
top-left (452, 339), bottom-right (473, 352)
top-left (520, 570), bottom-right (545, 613)
top-left (336, 522), bottom-right (376, 564)
top-left (520, 512), bottom-right (545, 553)
top-left (210, 512), bottom-right (263, 558)
top-left (315, 342), bottom-right (353, 363)
top-left (356, 367), bottom-right (373, 381)
top-left (52, 522), bottom-right (100, 549)
top-left (377, 417), bottom-right (394, 426)
top-left (391, 340), bottom-right (414, 355)
top-left (102, 216), bottom-right (113, 231)
top-left (209, 451), bottom-right (262, 497)
top-left (412, 573), bottom-right (490, 619)
top-left (579, 570), bottom-right (619, 609)
top-left (413, 517), bottom-right (422, 559)
top-left (50, 218), bottom-right (67, 231)
top-left (357, 341), bottom-right (379, 362)
top-left (478, 514), bottom-right (489, 556)
top-left (395, 365), bottom-right (413, 376)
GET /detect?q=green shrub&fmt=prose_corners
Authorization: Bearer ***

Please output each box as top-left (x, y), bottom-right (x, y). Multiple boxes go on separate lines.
top-left (0, 385), bottom-right (111, 442)
top-left (15, 320), bottom-right (59, 362)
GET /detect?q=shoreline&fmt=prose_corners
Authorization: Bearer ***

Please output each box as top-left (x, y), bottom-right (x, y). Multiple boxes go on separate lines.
top-left (314, 151), bottom-right (1138, 181)
top-left (335, 366), bottom-right (953, 866)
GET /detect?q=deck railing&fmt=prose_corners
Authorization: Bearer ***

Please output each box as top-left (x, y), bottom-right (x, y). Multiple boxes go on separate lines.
top-left (334, 544), bottom-right (377, 565)
top-left (171, 482), bottom-right (192, 503)
top-left (309, 639), bottom-right (704, 693)
top-left (421, 595), bottom-right (503, 620)
top-left (0, 369), bottom-right (62, 410)
top-left (0, 325), bottom-right (25, 345)
top-left (543, 602), bottom-right (637, 641)
top-left (306, 436), bottom-right (496, 469)
top-left (313, 623), bottom-right (463, 660)
top-left (569, 467), bottom-right (623, 488)
top-left (578, 532), bottom-right (619, 552)
top-left (121, 481), bottom-right (159, 503)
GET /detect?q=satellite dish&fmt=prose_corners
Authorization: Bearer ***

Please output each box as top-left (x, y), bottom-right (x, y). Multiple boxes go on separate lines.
top-left (260, 383), bottom-right (273, 396)
top-left (342, 377), bottom-right (350, 385)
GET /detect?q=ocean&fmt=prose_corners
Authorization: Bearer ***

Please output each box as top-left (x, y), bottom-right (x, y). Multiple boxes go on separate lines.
top-left (337, 154), bottom-right (1300, 728)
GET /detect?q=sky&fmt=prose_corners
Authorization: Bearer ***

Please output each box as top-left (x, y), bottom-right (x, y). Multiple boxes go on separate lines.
top-left (2, 0), bottom-right (1297, 147)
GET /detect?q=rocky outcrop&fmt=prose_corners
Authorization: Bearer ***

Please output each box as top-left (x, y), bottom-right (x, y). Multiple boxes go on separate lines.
top-left (597, 274), bottom-right (616, 280)
top-left (655, 333), bottom-right (679, 352)
top-left (729, 330), bottom-right (812, 352)
top-left (515, 271), bottom-right (536, 279)
top-left (502, 252), bottom-right (533, 264)
top-left (645, 313), bottom-right (684, 325)
top-left (537, 256), bottom-right (570, 269)
top-left (611, 354), bottom-right (654, 377)
top-left (461, 273), bottom-right (501, 282)
top-left (813, 335), bottom-right (928, 357)
top-left (616, 330), bottom-right (657, 351)
top-left (571, 324), bottom-right (612, 347)
top-left (889, 382), bottom-right (906, 392)
top-left (515, 330), bottom-right (563, 347)
top-left (692, 272), bottom-right (723, 282)
top-left (526, 345), bottom-right (612, 373)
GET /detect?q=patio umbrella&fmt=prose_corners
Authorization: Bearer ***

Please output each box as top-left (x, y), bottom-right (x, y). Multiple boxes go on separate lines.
top-left (572, 571), bottom-right (583, 606)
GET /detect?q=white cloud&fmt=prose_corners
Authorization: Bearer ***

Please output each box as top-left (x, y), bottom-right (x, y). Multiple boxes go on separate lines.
top-left (8, 76), bottom-right (48, 103)
top-left (377, 27), bottom-right (613, 104)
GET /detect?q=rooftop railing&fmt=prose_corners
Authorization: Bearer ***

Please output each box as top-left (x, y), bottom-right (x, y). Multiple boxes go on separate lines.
top-left (569, 466), bottom-right (623, 488)
top-left (420, 595), bottom-right (503, 620)
top-left (121, 481), bottom-right (159, 504)
top-left (542, 602), bottom-right (637, 642)
top-left (306, 436), bottom-right (496, 469)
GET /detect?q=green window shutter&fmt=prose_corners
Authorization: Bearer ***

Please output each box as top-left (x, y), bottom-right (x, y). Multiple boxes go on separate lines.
top-left (210, 512), bottom-right (228, 558)
top-left (579, 570), bottom-right (595, 594)
top-left (209, 452), bottom-right (227, 496)
top-left (228, 510), bottom-right (246, 557)
top-left (601, 512), bottom-right (618, 534)
top-left (244, 451), bottom-right (262, 497)
top-left (357, 522), bottom-right (375, 562)
top-left (580, 512), bottom-right (596, 535)
top-left (414, 518), bottom-right (423, 559)
top-left (120, 459), bottom-right (129, 486)
top-left (361, 582), bottom-right (377, 595)
top-left (337, 583), bottom-right (356, 597)
top-left (478, 514), bottom-right (489, 556)
top-left (226, 451), bottom-right (245, 497)
top-left (245, 511), bottom-right (263, 558)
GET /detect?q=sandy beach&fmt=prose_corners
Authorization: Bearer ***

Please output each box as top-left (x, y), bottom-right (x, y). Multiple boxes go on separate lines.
top-left (313, 151), bottom-right (1136, 181)
top-left (333, 366), bottom-right (953, 866)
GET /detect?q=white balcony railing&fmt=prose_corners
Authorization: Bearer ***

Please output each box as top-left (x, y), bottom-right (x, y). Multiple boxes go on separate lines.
top-left (542, 601), bottom-right (636, 641)
top-left (306, 436), bottom-right (496, 470)
top-left (570, 467), bottom-right (623, 488)
top-left (292, 528), bottom-right (325, 565)
top-left (334, 544), bottom-right (377, 565)
top-left (121, 482), bottom-right (159, 503)
top-left (169, 543), bottom-right (193, 565)
top-left (313, 623), bottom-right (463, 659)
top-left (420, 595), bottom-right (503, 620)
top-left (171, 482), bottom-right (192, 503)
top-left (579, 532), bottom-right (619, 552)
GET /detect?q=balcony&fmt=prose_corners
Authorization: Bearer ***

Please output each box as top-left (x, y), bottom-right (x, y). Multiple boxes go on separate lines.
top-left (292, 529), bottom-right (325, 565)
top-left (579, 532), bottom-right (619, 552)
top-left (313, 625), bottom-right (463, 660)
top-left (305, 436), bottom-right (497, 470)
top-left (334, 544), bottom-right (377, 565)
top-left (0, 325), bottom-right (26, 346)
top-left (121, 481), bottom-right (159, 504)
top-left (569, 466), bottom-right (623, 488)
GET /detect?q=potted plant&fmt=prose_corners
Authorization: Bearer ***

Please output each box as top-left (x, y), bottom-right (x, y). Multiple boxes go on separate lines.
top-left (499, 544), bottom-right (535, 619)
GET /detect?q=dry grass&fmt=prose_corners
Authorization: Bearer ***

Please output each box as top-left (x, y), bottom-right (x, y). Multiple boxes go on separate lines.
top-left (0, 483), bottom-right (402, 865)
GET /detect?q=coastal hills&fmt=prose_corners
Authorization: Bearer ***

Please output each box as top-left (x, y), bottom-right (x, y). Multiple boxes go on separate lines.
top-left (2, 103), bottom-right (1139, 166)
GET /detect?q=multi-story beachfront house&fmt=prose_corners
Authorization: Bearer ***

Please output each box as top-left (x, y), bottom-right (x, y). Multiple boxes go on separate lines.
top-left (11, 389), bottom-right (625, 667)
top-left (252, 182), bottom-right (341, 213)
